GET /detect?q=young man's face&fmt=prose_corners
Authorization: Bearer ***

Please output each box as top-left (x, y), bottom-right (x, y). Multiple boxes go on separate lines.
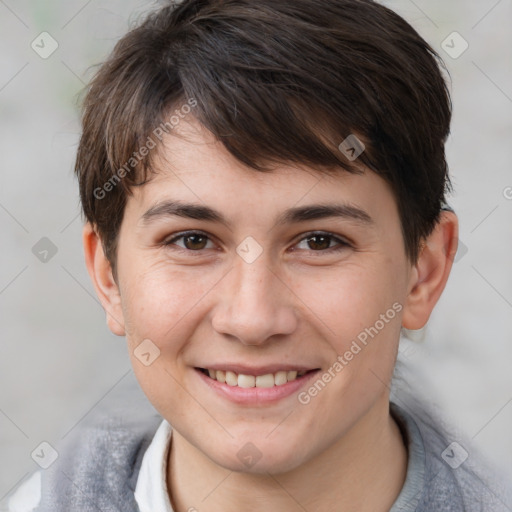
top-left (97, 118), bottom-right (420, 473)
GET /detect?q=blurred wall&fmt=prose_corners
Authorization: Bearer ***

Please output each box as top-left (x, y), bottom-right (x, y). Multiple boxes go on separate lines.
top-left (1, 0), bottom-right (511, 506)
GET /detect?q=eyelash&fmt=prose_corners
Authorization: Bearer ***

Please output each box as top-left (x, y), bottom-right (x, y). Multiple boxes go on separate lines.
top-left (162, 230), bottom-right (351, 255)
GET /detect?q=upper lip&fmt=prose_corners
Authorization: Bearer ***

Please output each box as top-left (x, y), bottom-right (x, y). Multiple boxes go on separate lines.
top-left (196, 364), bottom-right (319, 377)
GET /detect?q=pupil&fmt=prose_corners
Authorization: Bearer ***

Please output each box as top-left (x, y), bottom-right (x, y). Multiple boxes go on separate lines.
top-left (183, 234), bottom-right (332, 251)
top-left (185, 234), bottom-right (206, 250)
top-left (308, 235), bottom-right (330, 250)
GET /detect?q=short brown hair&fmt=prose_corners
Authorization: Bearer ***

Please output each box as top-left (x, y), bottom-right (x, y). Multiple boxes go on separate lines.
top-left (75, 0), bottom-right (452, 274)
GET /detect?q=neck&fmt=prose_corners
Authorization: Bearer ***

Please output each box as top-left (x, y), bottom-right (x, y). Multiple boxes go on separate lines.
top-left (167, 396), bottom-right (407, 512)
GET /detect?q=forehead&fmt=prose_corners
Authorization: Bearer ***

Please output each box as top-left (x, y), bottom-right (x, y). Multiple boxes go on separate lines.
top-left (128, 117), bottom-right (398, 229)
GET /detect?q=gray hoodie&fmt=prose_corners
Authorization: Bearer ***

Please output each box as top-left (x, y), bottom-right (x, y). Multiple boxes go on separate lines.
top-left (26, 370), bottom-right (512, 511)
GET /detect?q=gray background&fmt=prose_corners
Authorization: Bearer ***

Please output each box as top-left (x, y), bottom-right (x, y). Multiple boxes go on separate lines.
top-left (1, 0), bottom-right (511, 506)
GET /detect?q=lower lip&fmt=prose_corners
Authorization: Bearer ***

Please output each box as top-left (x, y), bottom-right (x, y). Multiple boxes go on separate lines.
top-left (195, 368), bottom-right (321, 405)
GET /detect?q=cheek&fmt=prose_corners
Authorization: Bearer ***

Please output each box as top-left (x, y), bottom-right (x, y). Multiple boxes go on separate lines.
top-left (296, 260), bottom-right (400, 332)
top-left (118, 260), bottom-right (218, 413)
top-left (119, 257), bottom-right (221, 348)
top-left (294, 259), bottom-right (404, 383)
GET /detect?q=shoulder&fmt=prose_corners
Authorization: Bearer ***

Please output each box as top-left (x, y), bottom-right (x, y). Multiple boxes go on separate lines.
top-left (36, 411), bottom-right (162, 511)
top-left (392, 399), bottom-right (512, 511)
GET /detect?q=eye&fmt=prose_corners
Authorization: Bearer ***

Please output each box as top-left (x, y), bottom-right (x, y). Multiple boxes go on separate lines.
top-left (294, 232), bottom-right (350, 253)
top-left (162, 230), bottom-right (350, 254)
top-left (163, 231), bottom-right (216, 251)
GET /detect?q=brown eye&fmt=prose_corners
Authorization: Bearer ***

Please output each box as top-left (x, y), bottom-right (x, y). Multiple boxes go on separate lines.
top-left (182, 234), bottom-right (208, 250)
top-left (294, 232), bottom-right (350, 253)
top-left (164, 231), bottom-right (214, 251)
top-left (306, 234), bottom-right (332, 251)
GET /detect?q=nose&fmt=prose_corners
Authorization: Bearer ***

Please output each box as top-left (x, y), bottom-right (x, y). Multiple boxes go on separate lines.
top-left (211, 255), bottom-right (298, 346)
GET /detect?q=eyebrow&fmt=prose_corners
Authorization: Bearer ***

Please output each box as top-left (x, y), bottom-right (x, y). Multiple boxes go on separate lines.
top-left (140, 200), bottom-right (374, 228)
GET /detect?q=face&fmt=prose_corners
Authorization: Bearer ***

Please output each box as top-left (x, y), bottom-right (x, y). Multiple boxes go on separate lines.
top-left (112, 118), bottom-right (414, 474)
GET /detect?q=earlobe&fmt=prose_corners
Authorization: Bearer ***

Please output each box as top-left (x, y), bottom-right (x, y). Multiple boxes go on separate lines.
top-left (401, 211), bottom-right (459, 330)
top-left (82, 223), bottom-right (126, 336)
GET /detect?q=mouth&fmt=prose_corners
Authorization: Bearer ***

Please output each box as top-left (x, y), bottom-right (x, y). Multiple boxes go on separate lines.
top-left (195, 366), bottom-right (320, 390)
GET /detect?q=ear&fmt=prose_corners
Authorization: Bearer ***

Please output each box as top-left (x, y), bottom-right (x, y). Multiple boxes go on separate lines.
top-left (402, 210), bottom-right (459, 330)
top-left (82, 223), bottom-right (126, 336)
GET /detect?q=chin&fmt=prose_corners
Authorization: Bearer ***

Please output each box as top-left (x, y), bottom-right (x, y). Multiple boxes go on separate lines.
top-left (207, 441), bottom-right (308, 476)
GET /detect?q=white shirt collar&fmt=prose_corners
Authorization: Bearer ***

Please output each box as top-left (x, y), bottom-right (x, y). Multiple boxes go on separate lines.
top-left (134, 419), bottom-right (174, 512)
top-left (134, 407), bottom-right (425, 512)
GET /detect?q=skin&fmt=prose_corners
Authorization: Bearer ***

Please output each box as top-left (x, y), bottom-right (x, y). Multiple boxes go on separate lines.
top-left (84, 117), bottom-right (458, 512)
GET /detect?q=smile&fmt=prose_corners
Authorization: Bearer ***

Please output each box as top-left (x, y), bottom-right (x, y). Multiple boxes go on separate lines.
top-left (194, 365), bottom-right (322, 404)
top-left (198, 368), bottom-right (311, 388)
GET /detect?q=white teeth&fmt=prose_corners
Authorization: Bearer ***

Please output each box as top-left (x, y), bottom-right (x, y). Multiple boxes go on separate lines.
top-left (204, 368), bottom-right (308, 387)
top-left (225, 371), bottom-right (238, 386)
top-left (238, 374), bottom-right (256, 388)
top-left (274, 371), bottom-right (288, 386)
top-left (255, 374), bottom-right (275, 388)
top-left (287, 370), bottom-right (298, 381)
